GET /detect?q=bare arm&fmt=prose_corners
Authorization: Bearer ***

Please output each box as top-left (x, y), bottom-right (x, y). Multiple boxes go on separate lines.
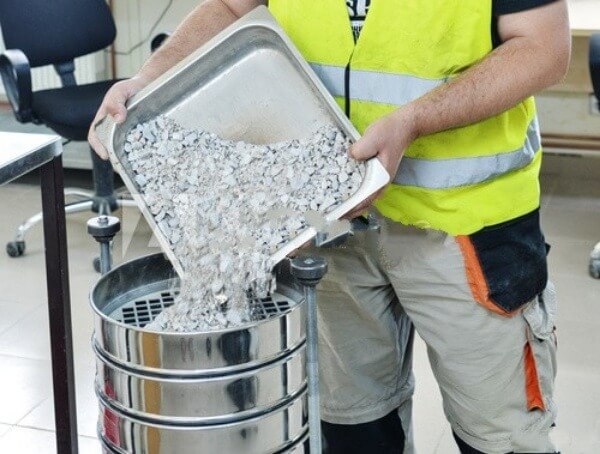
top-left (347, 0), bottom-right (571, 218)
top-left (138, 0), bottom-right (266, 83)
top-left (407, 0), bottom-right (571, 138)
top-left (89, 0), bottom-right (265, 157)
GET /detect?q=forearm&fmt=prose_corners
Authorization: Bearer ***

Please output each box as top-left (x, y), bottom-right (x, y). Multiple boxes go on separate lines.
top-left (407, 38), bottom-right (568, 138)
top-left (346, 1), bottom-right (570, 217)
top-left (406, 1), bottom-right (570, 140)
top-left (137, 0), bottom-right (264, 83)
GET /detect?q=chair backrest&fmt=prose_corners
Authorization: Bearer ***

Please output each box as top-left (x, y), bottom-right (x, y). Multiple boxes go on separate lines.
top-left (0, 0), bottom-right (116, 68)
top-left (591, 34), bottom-right (600, 102)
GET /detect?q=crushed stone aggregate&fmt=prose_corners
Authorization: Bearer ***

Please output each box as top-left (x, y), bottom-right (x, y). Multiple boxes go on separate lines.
top-left (122, 115), bottom-right (365, 332)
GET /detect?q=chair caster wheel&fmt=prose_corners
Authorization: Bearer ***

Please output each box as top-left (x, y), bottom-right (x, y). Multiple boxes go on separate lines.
top-left (6, 241), bottom-right (25, 258)
top-left (93, 256), bottom-right (101, 273)
top-left (590, 260), bottom-right (600, 279)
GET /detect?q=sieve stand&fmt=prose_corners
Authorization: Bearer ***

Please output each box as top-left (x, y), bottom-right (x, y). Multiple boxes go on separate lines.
top-left (87, 215), bottom-right (121, 275)
top-left (0, 133), bottom-right (77, 454)
top-left (291, 256), bottom-right (328, 454)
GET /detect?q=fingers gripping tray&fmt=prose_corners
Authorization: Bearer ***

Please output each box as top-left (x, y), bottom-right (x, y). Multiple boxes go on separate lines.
top-left (95, 6), bottom-right (389, 277)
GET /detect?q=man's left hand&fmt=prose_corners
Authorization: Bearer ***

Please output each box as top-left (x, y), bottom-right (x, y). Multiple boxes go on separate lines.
top-left (344, 107), bottom-right (419, 219)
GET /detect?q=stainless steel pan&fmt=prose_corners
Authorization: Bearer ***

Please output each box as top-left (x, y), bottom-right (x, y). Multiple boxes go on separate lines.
top-left (95, 6), bottom-right (389, 277)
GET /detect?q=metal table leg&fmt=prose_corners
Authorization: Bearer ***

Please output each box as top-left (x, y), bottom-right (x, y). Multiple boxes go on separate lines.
top-left (40, 154), bottom-right (78, 454)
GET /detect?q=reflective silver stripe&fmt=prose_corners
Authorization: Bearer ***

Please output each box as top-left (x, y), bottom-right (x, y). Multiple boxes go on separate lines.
top-left (351, 69), bottom-right (446, 105)
top-left (310, 63), bottom-right (345, 98)
top-left (393, 118), bottom-right (542, 189)
top-left (309, 63), bottom-right (446, 105)
top-left (307, 63), bottom-right (541, 189)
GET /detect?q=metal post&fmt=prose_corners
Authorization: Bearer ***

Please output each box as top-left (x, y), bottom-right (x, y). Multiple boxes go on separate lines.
top-left (87, 216), bottom-right (121, 275)
top-left (99, 242), bottom-right (111, 275)
top-left (291, 256), bottom-right (328, 454)
top-left (305, 280), bottom-right (322, 453)
top-left (40, 155), bottom-right (78, 454)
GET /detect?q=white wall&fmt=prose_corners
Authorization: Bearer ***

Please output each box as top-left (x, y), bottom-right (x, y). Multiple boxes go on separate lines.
top-left (111, 0), bottom-right (204, 78)
top-left (0, 0), bottom-right (199, 96)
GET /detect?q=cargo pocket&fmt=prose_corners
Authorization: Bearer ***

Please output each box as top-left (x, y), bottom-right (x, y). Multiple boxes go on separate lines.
top-left (522, 282), bottom-right (558, 413)
top-left (456, 209), bottom-right (548, 316)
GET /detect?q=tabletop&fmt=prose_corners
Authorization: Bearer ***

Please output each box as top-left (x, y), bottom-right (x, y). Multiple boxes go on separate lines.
top-left (569, 0), bottom-right (600, 37)
top-left (0, 132), bottom-right (62, 185)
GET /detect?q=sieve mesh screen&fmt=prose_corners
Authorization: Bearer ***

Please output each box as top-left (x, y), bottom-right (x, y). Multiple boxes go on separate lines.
top-left (111, 290), bottom-right (295, 328)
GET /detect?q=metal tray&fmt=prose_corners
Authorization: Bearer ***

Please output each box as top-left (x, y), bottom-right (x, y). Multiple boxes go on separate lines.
top-left (95, 6), bottom-right (389, 277)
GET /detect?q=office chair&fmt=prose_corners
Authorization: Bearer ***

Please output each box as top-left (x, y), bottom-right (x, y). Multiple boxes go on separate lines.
top-left (590, 34), bottom-right (600, 278)
top-left (0, 0), bottom-right (167, 271)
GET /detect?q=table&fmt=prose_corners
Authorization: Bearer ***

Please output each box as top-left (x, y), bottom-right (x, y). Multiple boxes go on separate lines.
top-left (569, 0), bottom-right (600, 37)
top-left (0, 132), bottom-right (78, 453)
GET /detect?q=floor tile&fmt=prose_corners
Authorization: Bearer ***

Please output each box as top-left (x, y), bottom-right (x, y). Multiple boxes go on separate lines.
top-left (79, 436), bottom-right (102, 454)
top-left (0, 252), bottom-right (48, 308)
top-left (0, 188), bottom-right (103, 307)
top-left (552, 368), bottom-right (600, 454)
top-left (556, 319), bottom-right (600, 374)
top-left (412, 336), bottom-right (449, 453)
top-left (0, 424), bottom-right (10, 438)
top-left (545, 237), bottom-right (597, 278)
top-left (552, 274), bottom-right (600, 324)
top-left (19, 357), bottom-right (98, 439)
top-left (0, 305), bottom-right (51, 360)
top-left (542, 204), bottom-right (600, 242)
top-left (0, 288), bottom-right (97, 363)
top-left (0, 426), bottom-right (101, 454)
top-left (0, 355), bottom-right (51, 424)
top-left (0, 301), bottom-right (40, 337)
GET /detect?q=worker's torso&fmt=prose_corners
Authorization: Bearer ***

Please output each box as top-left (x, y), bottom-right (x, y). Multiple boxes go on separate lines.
top-left (269, 0), bottom-right (542, 235)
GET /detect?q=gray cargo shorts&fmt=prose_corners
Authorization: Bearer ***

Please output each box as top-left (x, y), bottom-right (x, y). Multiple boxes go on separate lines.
top-left (312, 212), bottom-right (558, 454)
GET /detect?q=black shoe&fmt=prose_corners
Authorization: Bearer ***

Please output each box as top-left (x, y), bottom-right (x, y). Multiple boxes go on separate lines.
top-left (322, 409), bottom-right (405, 454)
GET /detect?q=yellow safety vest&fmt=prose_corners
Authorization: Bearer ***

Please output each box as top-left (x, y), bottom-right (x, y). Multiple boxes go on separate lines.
top-left (270, 0), bottom-right (542, 235)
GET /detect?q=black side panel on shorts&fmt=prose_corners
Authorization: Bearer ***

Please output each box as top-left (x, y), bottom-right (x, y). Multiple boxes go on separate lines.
top-left (469, 209), bottom-right (548, 313)
top-left (322, 409), bottom-right (405, 454)
top-left (453, 432), bottom-right (489, 454)
top-left (453, 431), bottom-right (560, 454)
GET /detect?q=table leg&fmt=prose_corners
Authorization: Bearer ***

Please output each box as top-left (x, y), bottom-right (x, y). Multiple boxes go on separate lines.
top-left (40, 155), bottom-right (79, 454)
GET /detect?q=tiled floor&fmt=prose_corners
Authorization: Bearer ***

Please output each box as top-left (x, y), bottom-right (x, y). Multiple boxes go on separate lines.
top-left (1, 109), bottom-right (599, 453)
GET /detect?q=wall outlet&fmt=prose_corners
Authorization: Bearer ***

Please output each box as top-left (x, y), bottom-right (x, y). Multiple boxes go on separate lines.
top-left (590, 94), bottom-right (600, 116)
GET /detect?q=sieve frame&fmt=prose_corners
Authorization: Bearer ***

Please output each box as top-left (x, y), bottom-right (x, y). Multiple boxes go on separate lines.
top-left (97, 391), bottom-right (308, 454)
top-left (90, 253), bottom-right (307, 376)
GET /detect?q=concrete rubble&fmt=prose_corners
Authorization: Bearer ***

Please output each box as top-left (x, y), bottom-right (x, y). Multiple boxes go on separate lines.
top-left (123, 115), bottom-right (364, 332)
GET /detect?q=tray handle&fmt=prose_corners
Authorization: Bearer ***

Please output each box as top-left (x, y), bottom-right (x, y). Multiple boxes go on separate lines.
top-left (94, 115), bottom-right (116, 153)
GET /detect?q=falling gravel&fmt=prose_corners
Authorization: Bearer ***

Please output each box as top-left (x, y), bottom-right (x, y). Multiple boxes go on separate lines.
top-left (122, 115), bottom-right (364, 332)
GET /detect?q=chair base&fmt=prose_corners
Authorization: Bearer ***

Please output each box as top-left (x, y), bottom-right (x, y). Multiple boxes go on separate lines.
top-left (5, 145), bottom-right (138, 271)
top-left (6, 195), bottom-right (138, 270)
top-left (590, 241), bottom-right (600, 279)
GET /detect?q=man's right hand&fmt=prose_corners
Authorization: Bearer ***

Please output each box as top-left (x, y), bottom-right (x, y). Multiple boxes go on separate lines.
top-left (88, 76), bottom-right (149, 159)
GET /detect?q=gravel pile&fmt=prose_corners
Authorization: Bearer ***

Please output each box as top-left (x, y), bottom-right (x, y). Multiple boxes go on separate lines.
top-left (122, 115), bottom-right (364, 332)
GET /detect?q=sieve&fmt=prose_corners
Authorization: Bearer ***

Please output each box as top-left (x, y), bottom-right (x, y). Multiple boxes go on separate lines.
top-left (91, 253), bottom-right (310, 453)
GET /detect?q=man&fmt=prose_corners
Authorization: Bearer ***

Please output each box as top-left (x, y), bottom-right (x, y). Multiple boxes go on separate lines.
top-left (89, 1), bottom-right (570, 452)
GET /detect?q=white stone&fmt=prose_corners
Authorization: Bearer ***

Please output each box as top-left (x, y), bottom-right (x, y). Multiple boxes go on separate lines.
top-left (125, 115), bottom-right (365, 333)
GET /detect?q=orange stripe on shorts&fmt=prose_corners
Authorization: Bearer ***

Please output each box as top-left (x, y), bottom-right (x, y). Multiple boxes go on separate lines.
top-left (524, 341), bottom-right (546, 411)
top-left (456, 236), bottom-right (517, 317)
